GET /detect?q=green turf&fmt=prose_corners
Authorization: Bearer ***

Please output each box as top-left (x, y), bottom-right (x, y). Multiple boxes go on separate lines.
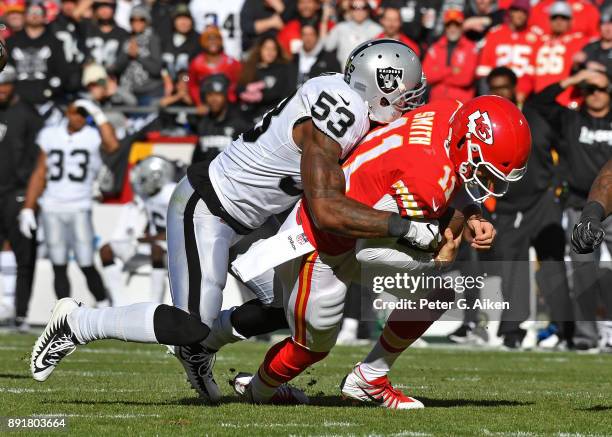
top-left (1, 332), bottom-right (611, 436)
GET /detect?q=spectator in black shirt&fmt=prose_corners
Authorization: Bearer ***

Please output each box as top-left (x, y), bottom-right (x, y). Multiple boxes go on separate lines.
top-left (159, 70), bottom-right (194, 134)
top-left (463, 0), bottom-right (505, 42)
top-left (238, 36), bottom-right (296, 122)
top-left (576, 6), bottom-right (612, 80)
top-left (530, 69), bottom-right (612, 351)
top-left (0, 66), bottom-right (43, 331)
top-left (7, 1), bottom-right (71, 105)
top-left (239, 0), bottom-right (295, 53)
top-left (292, 22), bottom-right (340, 86)
top-left (486, 67), bottom-right (573, 349)
top-left (83, 0), bottom-right (130, 70)
top-left (191, 74), bottom-right (250, 163)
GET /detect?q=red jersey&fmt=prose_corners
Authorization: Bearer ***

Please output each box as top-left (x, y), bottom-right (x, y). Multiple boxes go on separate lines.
top-left (476, 24), bottom-right (540, 94)
top-left (299, 99), bottom-right (464, 255)
top-left (188, 52), bottom-right (242, 106)
top-left (278, 20), bottom-right (335, 55)
top-left (529, 0), bottom-right (600, 40)
top-left (375, 32), bottom-right (421, 57)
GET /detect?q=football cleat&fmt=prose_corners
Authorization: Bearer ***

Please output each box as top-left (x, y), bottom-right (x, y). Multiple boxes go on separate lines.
top-left (31, 298), bottom-right (81, 382)
top-left (175, 344), bottom-right (221, 403)
top-left (231, 372), bottom-right (309, 405)
top-left (340, 364), bottom-right (424, 410)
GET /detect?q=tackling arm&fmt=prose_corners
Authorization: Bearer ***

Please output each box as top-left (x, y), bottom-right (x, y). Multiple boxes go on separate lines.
top-left (587, 158), bottom-right (612, 218)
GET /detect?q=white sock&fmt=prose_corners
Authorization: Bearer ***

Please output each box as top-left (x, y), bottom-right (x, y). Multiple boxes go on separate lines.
top-left (359, 340), bottom-right (401, 381)
top-left (201, 307), bottom-right (246, 351)
top-left (102, 263), bottom-right (124, 306)
top-left (249, 371), bottom-right (277, 403)
top-left (150, 268), bottom-right (167, 303)
top-left (0, 251), bottom-right (16, 308)
top-left (68, 302), bottom-right (160, 344)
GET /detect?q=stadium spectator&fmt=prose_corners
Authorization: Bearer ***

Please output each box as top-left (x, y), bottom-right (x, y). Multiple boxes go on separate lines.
top-left (577, 6), bottom-right (612, 80)
top-left (238, 36), bottom-right (296, 122)
top-left (526, 1), bottom-right (589, 107)
top-left (239, 0), bottom-right (295, 53)
top-left (151, 0), bottom-right (177, 36)
top-left (463, 0), bottom-right (506, 42)
top-left (376, 6), bottom-right (420, 56)
top-left (486, 67), bottom-right (573, 349)
top-left (188, 25), bottom-right (241, 111)
top-left (430, 0), bottom-right (468, 43)
top-left (423, 9), bottom-right (477, 102)
top-left (7, 1), bottom-right (72, 105)
top-left (159, 70), bottom-right (193, 134)
top-left (1, 0), bottom-right (25, 38)
top-left (278, 0), bottom-right (332, 56)
top-left (190, 0), bottom-right (246, 60)
top-left (529, 0), bottom-right (600, 40)
top-left (292, 21), bottom-right (341, 86)
top-left (81, 63), bottom-right (130, 133)
top-left (476, 0), bottom-right (540, 102)
top-left (530, 69), bottom-right (612, 352)
top-left (160, 4), bottom-right (199, 94)
top-left (83, 0), bottom-right (130, 70)
top-left (191, 74), bottom-right (250, 163)
top-left (0, 66), bottom-right (43, 331)
top-left (109, 5), bottom-right (163, 106)
top-left (50, 0), bottom-right (85, 65)
top-left (324, 0), bottom-right (382, 69)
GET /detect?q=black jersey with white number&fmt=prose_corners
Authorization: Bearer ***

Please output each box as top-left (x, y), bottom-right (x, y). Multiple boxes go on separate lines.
top-left (160, 31), bottom-right (200, 79)
top-left (82, 21), bottom-right (130, 69)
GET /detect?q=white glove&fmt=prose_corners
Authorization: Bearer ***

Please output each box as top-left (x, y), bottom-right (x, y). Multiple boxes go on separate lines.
top-left (401, 219), bottom-right (441, 251)
top-left (74, 98), bottom-right (108, 125)
top-left (18, 208), bottom-right (37, 239)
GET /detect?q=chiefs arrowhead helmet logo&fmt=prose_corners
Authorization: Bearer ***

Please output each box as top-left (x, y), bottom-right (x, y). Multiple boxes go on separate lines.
top-left (467, 110), bottom-right (493, 145)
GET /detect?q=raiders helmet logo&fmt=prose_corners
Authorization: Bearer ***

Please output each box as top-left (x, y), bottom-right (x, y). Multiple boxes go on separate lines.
top-left (376, 67), bottom-right (403, 94)
top-left (467, 110), bottom-right (493, 145)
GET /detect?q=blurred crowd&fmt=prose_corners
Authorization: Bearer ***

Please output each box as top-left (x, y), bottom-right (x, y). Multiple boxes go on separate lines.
top-left (0, 0), bottom-right (610, 352)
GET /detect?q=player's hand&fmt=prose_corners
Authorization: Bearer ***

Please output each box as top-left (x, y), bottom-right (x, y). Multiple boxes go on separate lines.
top-left (434, 228), bottom-right (462, 264)
top-left (399, 219), bottom-right (441, 251)
top-left (571, 219), bottom-right (605, 254)
top-left (465, 215), bottom-right (496, 251)
top-left (18, 208), bottom-right (37, 239)
top-left (74, 98), bottom-right (108, 125)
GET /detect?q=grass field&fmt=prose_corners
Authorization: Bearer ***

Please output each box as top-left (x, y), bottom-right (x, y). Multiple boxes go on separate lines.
top-left (1, 332), bottom-right (612, 436)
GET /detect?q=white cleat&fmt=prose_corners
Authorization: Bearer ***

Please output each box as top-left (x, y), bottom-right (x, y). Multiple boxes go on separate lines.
top-left (340, 364), bottom-right (424, 410)
top-left (232, 372), bottom-right (309, 405)
top-left (175, 344), bottom-right (221, 404)
top-left (31, 298), bottom-right (81, 382)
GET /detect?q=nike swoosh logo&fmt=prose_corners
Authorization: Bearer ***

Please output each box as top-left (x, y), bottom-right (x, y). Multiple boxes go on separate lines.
top-left (432, 198), bottom-right (439, 212)
top-left (35, 335), bottom-right (55, 371)
top-left (339, 95), bottom-right (350, 106)
top-left (359, 386), bottom-right (384, 404)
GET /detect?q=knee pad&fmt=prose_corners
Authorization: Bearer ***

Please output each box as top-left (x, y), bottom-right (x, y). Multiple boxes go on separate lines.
top-left (231, 299), bottom-right (289, 338)
top-left (153, 304), bottom-right (210, 345)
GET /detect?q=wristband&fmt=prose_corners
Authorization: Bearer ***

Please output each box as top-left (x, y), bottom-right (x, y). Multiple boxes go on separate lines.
top-left (581, 201), bottom-right (605, 222)
top-left (388, 213), bottom-right (412, 237)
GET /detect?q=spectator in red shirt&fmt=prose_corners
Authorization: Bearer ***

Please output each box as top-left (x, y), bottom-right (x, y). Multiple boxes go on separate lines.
top-left (188, 25), bottom-right (242, 112)
top-left (278, 0), bottom-right (333, 56)
top-left (529, 0), bottom-right (600, 40)
top-left (423, 9), bottom-right (478, 103)
top-left (376, 6), bottom-right (420, 57)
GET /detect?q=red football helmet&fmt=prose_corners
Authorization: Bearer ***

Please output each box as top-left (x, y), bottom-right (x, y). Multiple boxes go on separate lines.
top-left (446, 95), bottom-right (532, 202)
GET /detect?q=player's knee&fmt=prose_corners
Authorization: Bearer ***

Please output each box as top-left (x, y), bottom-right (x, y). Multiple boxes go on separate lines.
top-left (153, 304), bottom-right (210, 346)
top-left (99, 244), bottom-right (115, 266)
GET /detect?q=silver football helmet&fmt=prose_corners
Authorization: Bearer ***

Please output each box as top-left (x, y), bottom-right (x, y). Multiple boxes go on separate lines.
top-left (130, 155), bottom-right (176, 197)
top-left (344, 39), bottom-right (426, 124)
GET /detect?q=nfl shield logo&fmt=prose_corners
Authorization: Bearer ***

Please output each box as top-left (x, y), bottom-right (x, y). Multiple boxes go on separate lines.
top-left (376, 67), bottom-right (404, 94)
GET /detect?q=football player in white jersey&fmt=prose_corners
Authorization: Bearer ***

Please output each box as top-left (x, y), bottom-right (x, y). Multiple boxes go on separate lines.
top-left (99, 156), bottom-right (178, 305)
top-left (30, 40), bottom-right (433, 403)
top-left (19, 100), bottom-right (119, 307)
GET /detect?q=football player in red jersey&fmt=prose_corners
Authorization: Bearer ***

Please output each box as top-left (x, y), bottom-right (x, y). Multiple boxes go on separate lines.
top-left (529, 0), bottom-right (600, 40)
top-left (523, 1), bottom-right (589, 106)
top-left (230, 96), bottom-right (531, 407)
top-left (476, 0), bottom-right (541, 102)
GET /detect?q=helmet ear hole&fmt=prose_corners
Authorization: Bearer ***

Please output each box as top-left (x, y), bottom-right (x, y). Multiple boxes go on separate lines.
top-left (380, 97), bottom-right (390, 107)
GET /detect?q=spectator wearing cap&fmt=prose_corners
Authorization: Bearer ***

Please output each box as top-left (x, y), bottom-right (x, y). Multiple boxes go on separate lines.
top-left (109, 5), bottom-right (163, 106)
top-left (238, 36), bottom-right (296, 122)
top-left (476, 0), bottom-right (540, 102)
top-left (463, 0), bottom-right (506, 42)
top-left (529, 0), bottom-right (600, 40)
top-left (191, 74), bottom-right (250, 164)
top-left (0, 65), bottom-right (44, 331)
top-left (239, 0), bottom-right (296, 54)
top-left (82, 0), bottom-right (130, 69)
top-left (423, 9), bottom-right (477, 103)
top-left (161, 4), bottom-right (200, 96)
top-left (1, 0), bottom-right (25, 38)
top-left (7, 1), bottom-right (72, 105)
top-left (188, 25), bottom-right (241, 112)
top-left (324, 0), bottom-right (382, 69)
top-left (524, 1), bottom-right (589, 107)
top-left (577, 6), bottom-right (612, 80)
top-left (376, 6), bottom-right (420, 57)
top-left (292, 21), bottom-right (340, 86)
top-left (277, 0), bottom-right (332, 56)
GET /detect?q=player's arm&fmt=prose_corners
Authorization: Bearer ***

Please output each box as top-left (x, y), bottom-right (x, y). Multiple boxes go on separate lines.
top-left (572, 159), bottom-right (612, 254)
top-left (73, 99), bottom-right (120, 153)
top-left (299, 121), bottom-right (435, 245)
top-left (19, 150), bottom-right (47, 238)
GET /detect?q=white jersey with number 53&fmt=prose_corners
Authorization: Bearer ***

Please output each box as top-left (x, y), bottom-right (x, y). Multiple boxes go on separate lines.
top-left (208, 73), bottom-right (370, 229)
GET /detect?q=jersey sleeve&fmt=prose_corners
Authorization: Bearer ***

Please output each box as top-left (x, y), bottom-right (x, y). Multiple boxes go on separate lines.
top-left (299, 76), bottom-right (370, 159)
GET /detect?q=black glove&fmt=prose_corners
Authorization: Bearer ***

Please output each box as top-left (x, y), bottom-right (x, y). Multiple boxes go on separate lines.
top-left (571, 202), bottom-right (606, 254)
